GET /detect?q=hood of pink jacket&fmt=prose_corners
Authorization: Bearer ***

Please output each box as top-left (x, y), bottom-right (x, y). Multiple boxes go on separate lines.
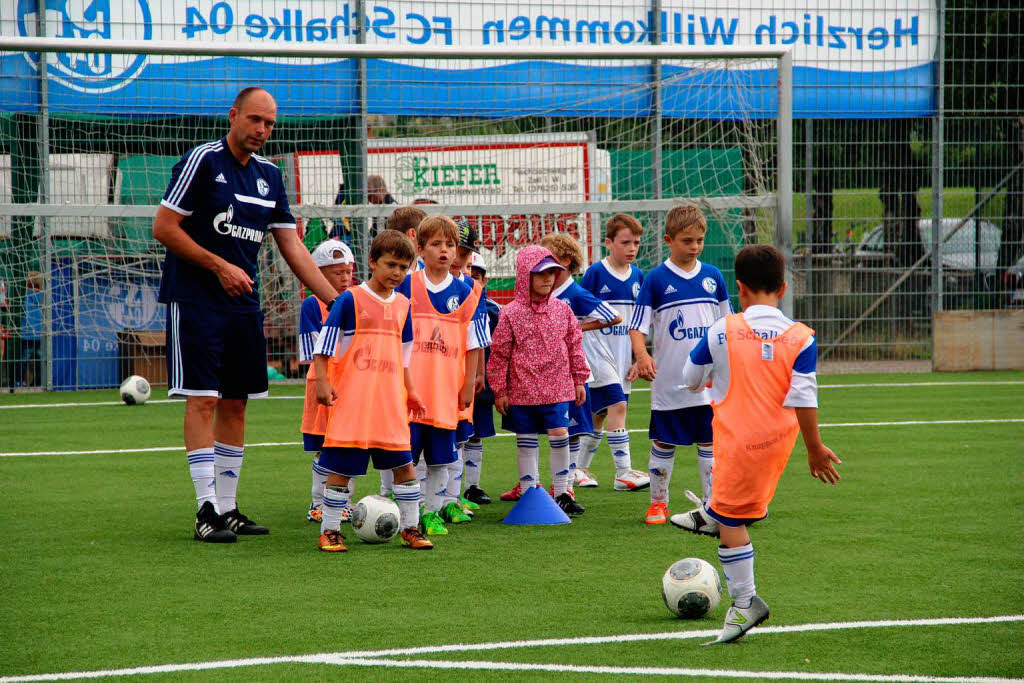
top-left (514, 245), bottom-right (556, 313)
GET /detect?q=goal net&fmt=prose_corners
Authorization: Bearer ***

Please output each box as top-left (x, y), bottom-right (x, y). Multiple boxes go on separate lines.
top-left (0, 31), bottom-right (790, 390)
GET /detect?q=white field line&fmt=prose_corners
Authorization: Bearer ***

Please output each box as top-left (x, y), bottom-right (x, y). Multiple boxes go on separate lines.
top-left (2, 419), bottom-right (1022, 458)
top-left (324, 657), bottom-right (1021, 683)
top-left (1, 381), bottom-right (1021, 410)
top-left (2, 615), bottom-right (1021, 683)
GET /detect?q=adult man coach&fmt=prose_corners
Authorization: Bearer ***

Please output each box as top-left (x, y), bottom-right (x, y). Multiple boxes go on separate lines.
top-left (153, 87), bottom-right (339, 543)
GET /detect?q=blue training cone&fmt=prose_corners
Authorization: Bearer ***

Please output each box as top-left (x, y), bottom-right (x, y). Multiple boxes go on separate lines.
top-left (502, 485), bottom-right (571, 525)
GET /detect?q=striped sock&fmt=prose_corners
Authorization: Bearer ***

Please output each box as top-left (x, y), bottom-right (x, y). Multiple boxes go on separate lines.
top-left (379, 468), bottom-right (394, 496)
top-left (320, 485), bottom-right (350, 534)
top-left (608, 428), bottom-right (632, 475)
top-left (579, 430), bottom-right (602, 469)
top-left (648, 443), bottom-right (676, 503)
top-left (567, 438), bottom-right (581, 491)
top-left (463, 441), bottom-right (483, 487)
top-left (718, 543), bottom-right (756, 608)
top-left (425, 465), bottom-right (449, 513)
top-left (214, 441), bottom-right (244, 513)
top-left (697, 444), bottom-right (714, 502)
top-left (550, 435), bottom-right (571, 496)
top-left (446, 447), bottom-right (464, 504)
top-left (516, 434), bottom-right (540, 489)
top-left (311, 454), bottom-right (330, 509)
top-left (187, 447), bottom-right (216, 511)
top-left (392, 480), bottom-right (420, 530)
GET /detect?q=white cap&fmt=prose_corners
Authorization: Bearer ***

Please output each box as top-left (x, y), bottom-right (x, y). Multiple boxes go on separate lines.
top-left (311, 239), bottom-right (354, 267)
top-left (470, 251), bottom-right (487, 272)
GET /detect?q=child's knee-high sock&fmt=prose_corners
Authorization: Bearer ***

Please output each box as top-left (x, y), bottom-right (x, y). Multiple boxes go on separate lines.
top-left (392, 479), bottom-right (421, 530)
top-left (607, 428), bottom-right (632, 475)
top-left (718, 543), bottom-right (756, 608)
top-left (697, 444), bottom-right (714, 502)
top-left (550, 435), bottom-right (571, 496)
top-left (311, 454), bottom-right (329, 509)
top-left (516, 434), bottom-right (540, 489)
top-left (424, 464), bottom-right (449, 513)
top-left (463, 440), bottom-right (483, 487)
top-left (446, 446), bottom-right (464, 504)
top-left (648, 443), bottom-right (676, 503)
top-left (567, 438), bottom-right (581, 491)
top-left (379, 468), bottom-right (394, 496)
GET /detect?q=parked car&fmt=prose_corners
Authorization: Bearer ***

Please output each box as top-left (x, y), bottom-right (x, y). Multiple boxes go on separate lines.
top-left (853, 218), bottom-right (1001, 291)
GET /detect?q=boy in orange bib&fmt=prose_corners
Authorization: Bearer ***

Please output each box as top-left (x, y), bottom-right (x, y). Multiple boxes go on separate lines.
top-left (675, 245), bottom-right (841, 644)
top-left (311, 230), bottom-right (432, 552)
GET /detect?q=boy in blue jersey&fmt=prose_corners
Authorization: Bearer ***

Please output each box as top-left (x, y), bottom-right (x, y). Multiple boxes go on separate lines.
top-left (463, 252), bottom-right (500, 505)
top-left (297, 240), bottom-right (354, 524)
top-left (628, 205), bottom-right (732, 525)
top-left (578, 214), bottom-right (649, 491)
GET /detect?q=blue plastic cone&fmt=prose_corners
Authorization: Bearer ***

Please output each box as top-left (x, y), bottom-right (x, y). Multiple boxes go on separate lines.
top-left (502, 485), bottom-right (571, 525)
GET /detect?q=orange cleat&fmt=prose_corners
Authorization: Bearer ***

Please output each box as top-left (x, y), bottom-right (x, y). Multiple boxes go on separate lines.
top-left (645, 501), bottom-right (669, 525)
top-left (318, 529), bottom-right (347, 552)
top-left (401, 526), bottom-right (434, 550)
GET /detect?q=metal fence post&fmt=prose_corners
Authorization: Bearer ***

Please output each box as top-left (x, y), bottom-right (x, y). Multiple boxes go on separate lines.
top-left (777, 51), bottom-right (794, 318)
top-left (931, 0), bottom-right (945, 330)
top-left (651, 0), bottom-right (664, 262)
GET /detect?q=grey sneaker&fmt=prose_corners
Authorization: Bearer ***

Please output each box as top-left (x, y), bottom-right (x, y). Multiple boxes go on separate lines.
top-left (669, 490), bottom-right (719, 537)
top-left (703, 595), bottom-right (770, 645)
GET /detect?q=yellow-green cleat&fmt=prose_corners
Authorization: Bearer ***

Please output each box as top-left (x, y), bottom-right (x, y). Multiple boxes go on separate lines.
top-left (420, 510), bottom-right (449, 535)
top-left (440, 501), bottom-right (472, 524)
top-left (458, 495), bottom-right (480, 511)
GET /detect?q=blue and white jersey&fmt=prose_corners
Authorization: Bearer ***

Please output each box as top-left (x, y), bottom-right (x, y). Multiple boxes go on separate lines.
top-left (457, 272), bottom-right (492, 349)
top-left (580, 258), bottom-right (643, 390)
top-left (298, 295), bottom-right (327, 363)
top-left (158, 139), bottom-right (295, 311)
top-left (312, 283), bottom-right (414, 366)
top-left (629, 259), bottom-right (732, 410)
top-left (682, 305), bottom-right (818, 408)
top-left (552, 277), bottom-right (618, 383)
top-left (397, 272), bottom-right (489, 351)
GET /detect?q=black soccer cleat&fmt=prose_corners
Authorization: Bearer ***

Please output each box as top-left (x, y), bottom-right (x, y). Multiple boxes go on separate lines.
top-left (555, 492), bottom-right (585, 517)
top-left (194, 501), bottom-right (236, 543)
top-left (463, 485), bottom-right (492, 505)
top-left (220, 507), bottom-right (269, 535)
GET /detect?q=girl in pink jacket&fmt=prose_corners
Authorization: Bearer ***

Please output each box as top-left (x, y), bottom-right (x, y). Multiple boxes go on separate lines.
top-left (487, 245), bottom-right (590, 516)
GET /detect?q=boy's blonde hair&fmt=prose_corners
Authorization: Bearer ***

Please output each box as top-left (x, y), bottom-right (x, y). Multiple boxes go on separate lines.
top-left (665, 204), bottom-right (707, 238)
top-left (605, 213), bottom-right (643, 241)
top-left (386, 206), bottom-right (426, 234)
top-left (539, 232), bottom-right (584, 274)
top-left (416, 214), bottom-right (459, 248)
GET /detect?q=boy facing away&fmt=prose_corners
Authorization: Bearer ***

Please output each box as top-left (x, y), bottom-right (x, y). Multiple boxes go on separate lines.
top-left (629, 205), bottom-right (732, 525)
top-left (312, 230), bottom-right (433, 552)
top-left (297, 239), bottom-right (354, 524)
top-left (676, 244), bottom-right (840, 644)
top-left (487, 245), bottom-right (590, 514)
top-left (578, 213), bottom-right (648, 491)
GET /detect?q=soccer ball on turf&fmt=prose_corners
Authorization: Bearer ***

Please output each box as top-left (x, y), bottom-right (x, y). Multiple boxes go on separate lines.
top-left (351, 495), bottom-right (401, 544)
top-left (661, 557), bottom-right (722, 619)
top-left (119, 375), bottom-right (151, 405)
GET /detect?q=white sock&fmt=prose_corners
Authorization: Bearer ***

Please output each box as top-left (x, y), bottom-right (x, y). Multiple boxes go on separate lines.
top-left (579, 430), bottom-right (602, 469)
top-left (608, 428), bottom-right (632, 474)
top-left (567, 439), bottom-right (580, 492)
top-left (649, 443), bottom-right (676, 503)
top-left (415, 458), bottom-right (427, 501)
top-left (550, 435), bottom-right (570, 496)
top-left (379, 468), bottom-right (394, 496)
top-left (425, 464), bottom-right (449, 513)
top-left (392, 480), bottom-right (420, 530)
top-left (214, 441), bottom-right (244, 513)
top-left (446, 447), bottom-right (464, 504)
top-left (719, 543), bottom-right (756, 608)
top-left (463, 440), bottom-right (483, 487)
top-left (187, 447), bottom-right (217, 511)
top-left (697, 445), bottom-right (714, 502)
top-left (516, 434), bottom-right (540, 489)
top-left (311, 454), bottom-right (329, 508)
top-left (320, 485), bottom-right (350, 534)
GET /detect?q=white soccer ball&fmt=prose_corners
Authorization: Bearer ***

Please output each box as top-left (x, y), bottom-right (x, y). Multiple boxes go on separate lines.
top-left (119, 375), bottom-right (151, 406)
top-left (661, 557), bottom-right (722, 619)
top-left (351, 495), bottom-right (401, 544)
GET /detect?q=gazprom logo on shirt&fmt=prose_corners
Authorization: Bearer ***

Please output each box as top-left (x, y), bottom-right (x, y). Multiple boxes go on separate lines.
top-left (668, 310), bottom-right (707, 341)
top-left (600, 323), bottom-right (628, 336)
top-left (213, 204), bottom-right (265, 244)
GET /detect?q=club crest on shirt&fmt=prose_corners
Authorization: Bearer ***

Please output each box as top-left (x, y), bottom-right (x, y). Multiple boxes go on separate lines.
top-left (446, 296), bottom-right (460, 312)
top-left (632, 281), bottom-right (641, 298)
top-left (257, 178), bottom-right (270, 196)
top-left (702, 277), bottom-right (717, 294)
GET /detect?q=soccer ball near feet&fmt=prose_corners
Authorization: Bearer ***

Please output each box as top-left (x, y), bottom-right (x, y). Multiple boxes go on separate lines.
top-left (351, 495), bottom-right (401, 544)
top-left (661, 557), bottom-right (722, 619)
top-left (119, 375), bottom-right (151, 406)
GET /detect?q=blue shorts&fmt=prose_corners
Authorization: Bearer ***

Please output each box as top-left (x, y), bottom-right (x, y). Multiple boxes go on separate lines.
top-left (166, 301), bottom-right (268, 400)
top-left (471, 399), bottom-right (496, 439)
top-left (410, 422), bottom-right (458, 466)
top-left (648, 406), bottom-right (714, 446)
top-left (590, 383), bottom-right (629, 415)
top-left (318, 446), bottom-right (412, 477)
top-left (455, 419), bottom-right (475, 446)
top-left (501, 402), bottom-right (571, 435)
top-left (705, 505), bottom-right (768, 528)
top-left (302, 433), bottom-right (324, 453)
top-left (568, 386), bottom-right (593, 437)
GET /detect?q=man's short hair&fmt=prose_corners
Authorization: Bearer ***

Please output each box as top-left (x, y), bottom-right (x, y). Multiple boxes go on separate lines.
top-left (735, 244), bottom-right (786, 294)
top-left (605, 213), bottom-right (643, 241)
top-left (539, 232), bottom-right (584, 274)
top-left (665, 204), bottom-right (707, 238)
top-left (232, 86), bottom-right (266, 110)
top-left (416, 215), bottom-right (459, 248)
top-left (386, 206), bottom-right (427, 234)
top-left (370, 229), bottom-right (416, 264)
